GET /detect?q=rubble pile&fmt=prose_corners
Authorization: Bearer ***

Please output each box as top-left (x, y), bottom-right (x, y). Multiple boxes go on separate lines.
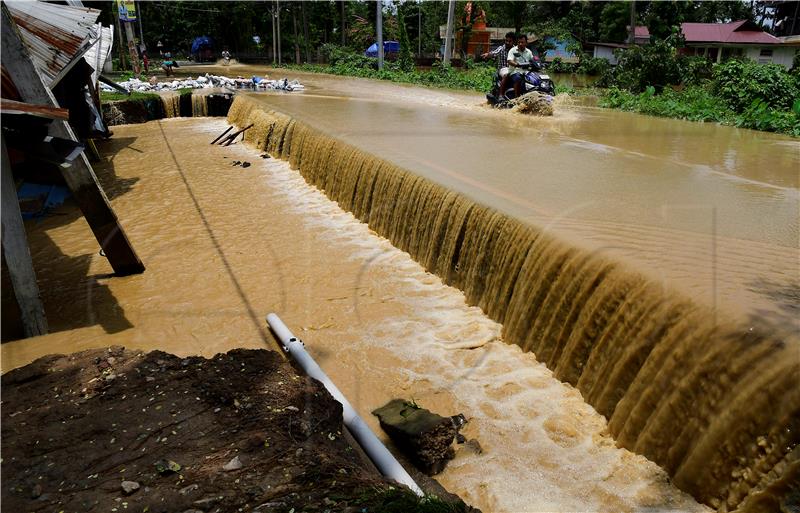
top-left (100, 73), bottom-right (304, 93)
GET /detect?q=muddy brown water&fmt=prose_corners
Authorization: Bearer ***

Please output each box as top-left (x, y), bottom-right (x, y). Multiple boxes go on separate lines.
top-left (3, 65), bottom-right (797, 511)
top-left (218, 66), bottom-right (798, 512)
top-left (3, 118), bottom-right (709, 512)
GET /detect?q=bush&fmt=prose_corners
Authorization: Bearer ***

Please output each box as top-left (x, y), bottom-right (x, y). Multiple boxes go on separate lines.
top-left (322, 44), bottom-right (375, 69)
top-left (735, 98), bottom-right (800, 136)
top-left (548, 57), bottom-right (575, 74)
top-left (599, 84), bottom-right (800, 136)
top-left (712, 58), bottom-right (800, 112)
top-left (602, 38), bottom-right (681, 92)
top-left (576, 56), bottom-right (610, 76)
top-left (678, 55), bottom-right (712, 86)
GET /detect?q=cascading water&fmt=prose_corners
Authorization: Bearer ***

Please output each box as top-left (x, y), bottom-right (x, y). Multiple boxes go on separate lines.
top-left (192, 94), bottom-right (208, 117)
top-left (161, 94), bottom-right (180, 118)
top-left (227, 95), bottom-right (799, 512)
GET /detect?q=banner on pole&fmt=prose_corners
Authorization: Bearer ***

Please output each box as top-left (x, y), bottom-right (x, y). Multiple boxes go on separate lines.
top-left (117, 0), bottom-right (137, 22)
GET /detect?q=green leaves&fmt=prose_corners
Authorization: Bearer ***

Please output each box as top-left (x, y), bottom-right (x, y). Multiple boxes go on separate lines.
top-left (599, 85), bottom-right (800, 137)
top-left (712, 59), bottom-right (800, 113)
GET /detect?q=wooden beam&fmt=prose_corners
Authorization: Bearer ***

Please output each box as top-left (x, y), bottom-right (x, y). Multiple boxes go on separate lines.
top-left (2, 3), bottom-right (144, 276)
top-left (1, 135), bottom-right (48, 337)
top-left (0, 98), bottom-right (69, 120)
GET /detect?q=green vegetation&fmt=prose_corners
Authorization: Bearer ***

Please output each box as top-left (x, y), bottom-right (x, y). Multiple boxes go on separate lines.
top-left (600, 84), bottom-right (800, 137)
top-left (598, 42), bottom-right (800, 136)
top-left (287, 45), bottom-right (495, 93)
top-left (99, 91), bottom-right (161, 102)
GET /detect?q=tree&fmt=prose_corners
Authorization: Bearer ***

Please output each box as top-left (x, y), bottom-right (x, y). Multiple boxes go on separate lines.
top-left (397, 7), bottom-right (414, 71)
top-left (599, 2), bottom-right (631, 42)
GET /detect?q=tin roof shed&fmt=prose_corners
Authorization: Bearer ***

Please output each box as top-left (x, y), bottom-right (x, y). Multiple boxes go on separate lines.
top-left (6, 1), bottom-right (101, 87)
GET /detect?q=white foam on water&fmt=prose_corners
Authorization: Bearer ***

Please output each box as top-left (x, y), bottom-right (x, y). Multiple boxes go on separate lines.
top-left (243, 134), bottom-right (708, 513)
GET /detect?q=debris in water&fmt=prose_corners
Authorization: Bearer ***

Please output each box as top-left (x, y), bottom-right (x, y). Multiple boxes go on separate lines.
top-left (372, 399), bottom-right (467, 475)
top-left (260, 154), bottom-right (271, 159)
top-left (241, 162), bottom-right (251, 168)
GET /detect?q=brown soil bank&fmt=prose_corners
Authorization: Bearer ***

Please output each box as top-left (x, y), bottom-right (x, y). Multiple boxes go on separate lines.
top-left (102, 91), bottom-right (233, 126)
top-left (1, 347), bottom-right (473, 513)
top-left (226, 95), bottom-right (799, 512)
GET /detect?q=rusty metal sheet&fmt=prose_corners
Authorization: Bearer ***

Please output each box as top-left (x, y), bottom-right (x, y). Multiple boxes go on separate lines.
top-left (6, 1), bottom-right (100, 87)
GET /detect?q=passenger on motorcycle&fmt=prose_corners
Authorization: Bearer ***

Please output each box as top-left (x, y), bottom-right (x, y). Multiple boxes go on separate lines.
top-left (482, 31), bottom-right (515, 81)
top-left (482, 31), bottom-right (516, 100)
top-left (507, 35), bottom-right (535, 99)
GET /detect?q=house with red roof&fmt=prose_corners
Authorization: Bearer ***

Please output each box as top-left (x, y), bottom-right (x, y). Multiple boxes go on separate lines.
top-left (589, 20), bottom-right (797, 69)
top-left (680, 20), bottom-right (795, 67)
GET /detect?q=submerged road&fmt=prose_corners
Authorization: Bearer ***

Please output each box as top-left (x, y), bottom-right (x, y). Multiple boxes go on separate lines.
top-left (207, 64), bottom-right (799, 331)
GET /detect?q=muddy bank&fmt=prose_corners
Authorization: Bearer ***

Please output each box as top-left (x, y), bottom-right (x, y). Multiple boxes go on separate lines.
top-left (1, 347), bottom-right (474, 512)
top-left (102, 91), bottom-right (233, 126)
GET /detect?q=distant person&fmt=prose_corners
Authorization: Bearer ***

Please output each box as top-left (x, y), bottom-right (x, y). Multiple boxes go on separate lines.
top-left (162, 51), bottom-right (178, 76)
top-left (482, 31), bottom-right (515, 98)
top-left (142, 51), bottom-right (149, 73)
top-left (507, 34), bottom-right (534, 99)
top-left (157, 40), bottom-right (164, 57)
top-left (221, 49), bottom-right (231, 65)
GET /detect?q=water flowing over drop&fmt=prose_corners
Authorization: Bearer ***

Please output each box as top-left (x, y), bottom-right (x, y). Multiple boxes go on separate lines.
top-left (227, 95), bottom-right (799, 512)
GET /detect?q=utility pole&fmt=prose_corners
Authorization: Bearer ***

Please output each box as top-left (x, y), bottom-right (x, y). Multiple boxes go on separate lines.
top-left (271, 2), bottom-right (276, 63)
top-left (376, 0), bottom-right (383, 70)
top-left (341, 0), bottom-right (346, 46)
top-left (418, 2), bottom-right (421, 57)
top-left (113, 1), bottom-right (126, 70)
top-left (628, 0), bottom-right (636, 44)
top-left (136, 0), bottom-right (145, 52)
top-left (443, 0), bottom-right (455, 65)
top-left (123, 21), bottom-right (141, 74)
top-left (277, 0), bottom-right (282, 65)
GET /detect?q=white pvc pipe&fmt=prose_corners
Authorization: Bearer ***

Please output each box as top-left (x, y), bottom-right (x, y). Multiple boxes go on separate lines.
top-left (266, 313), bottom-right (424, 497)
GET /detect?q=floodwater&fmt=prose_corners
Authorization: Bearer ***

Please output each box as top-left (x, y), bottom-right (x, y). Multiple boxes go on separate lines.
top-left (3, 65), bottom-right (797, 512)
top-left (207, 64), bottom-right (799, 329)
top-left (1, 118), bottom-right (706, 513)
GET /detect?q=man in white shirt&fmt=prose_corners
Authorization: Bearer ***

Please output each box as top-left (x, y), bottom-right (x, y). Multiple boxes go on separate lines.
top-left (507, 34), bottom-right (534, 99)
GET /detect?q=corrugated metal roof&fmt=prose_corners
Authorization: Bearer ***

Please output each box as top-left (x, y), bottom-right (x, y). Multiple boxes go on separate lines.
top-left (681, 20), bottom-right (782, 45)
top-left (84, 23), bottom-right (114, 84)
top-left (7, 1), bottom-right (101, 87)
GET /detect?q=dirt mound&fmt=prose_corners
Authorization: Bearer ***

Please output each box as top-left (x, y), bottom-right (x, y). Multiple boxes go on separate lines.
top-left (2, 348), bottom-right (472, 512)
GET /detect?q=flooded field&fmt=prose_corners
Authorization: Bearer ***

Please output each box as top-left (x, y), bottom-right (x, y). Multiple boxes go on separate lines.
top-left (2, 118), bottom-right (706, 512)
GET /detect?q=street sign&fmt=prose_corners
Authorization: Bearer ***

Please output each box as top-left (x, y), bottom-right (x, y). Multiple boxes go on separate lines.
top-left (117, 0), bottom-right (136, 22)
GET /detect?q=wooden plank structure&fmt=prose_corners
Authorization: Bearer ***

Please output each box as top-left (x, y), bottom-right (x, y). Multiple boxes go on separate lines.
top-left (0, 98), bottom-right (70, 120)
top-left (2, 3), bottom-right (144, 277)
top-left (1, 135), bottom-right (48, 337)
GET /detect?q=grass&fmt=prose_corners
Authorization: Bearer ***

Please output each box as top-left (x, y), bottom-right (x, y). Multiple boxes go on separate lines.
top-left (100, 91), bottom-right (161, 102)
top-left (600, 85), bottom-right (800, 137)
top-left (279, 62), bottom-right (496, 93)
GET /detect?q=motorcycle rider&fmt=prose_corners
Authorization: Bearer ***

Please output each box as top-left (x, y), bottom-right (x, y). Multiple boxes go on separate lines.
top-left (481, 31), bottom-right (516, 97)
top-left (507, 34), bottom-right (535, 99)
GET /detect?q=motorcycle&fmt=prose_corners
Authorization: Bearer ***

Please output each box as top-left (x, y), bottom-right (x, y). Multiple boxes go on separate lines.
top-left (486, 62), bottom-right (555, 107)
